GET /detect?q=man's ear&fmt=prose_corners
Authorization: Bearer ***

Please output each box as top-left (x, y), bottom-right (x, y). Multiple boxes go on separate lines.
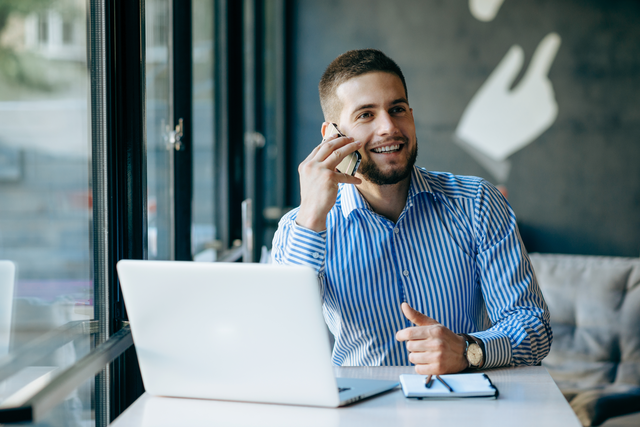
top-left (321, 122), bottom-right (330, 138)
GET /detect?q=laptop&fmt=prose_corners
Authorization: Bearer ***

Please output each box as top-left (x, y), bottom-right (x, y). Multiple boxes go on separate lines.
top-left (116, 260), bottom-right (398, 407)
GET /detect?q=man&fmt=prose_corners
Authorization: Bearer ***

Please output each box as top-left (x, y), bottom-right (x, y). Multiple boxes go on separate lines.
top-left (272, 49), bottom-right (551, 374)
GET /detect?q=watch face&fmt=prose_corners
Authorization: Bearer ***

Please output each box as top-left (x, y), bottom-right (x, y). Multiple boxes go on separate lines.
top-left (467, 343), bottom-right (483, 367)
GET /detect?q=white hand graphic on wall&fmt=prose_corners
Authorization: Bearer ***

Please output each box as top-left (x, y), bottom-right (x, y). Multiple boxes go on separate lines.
top-left (455, 32), bottom-right (561, 163)
top-left (469, 0), bottom-right (505, 22)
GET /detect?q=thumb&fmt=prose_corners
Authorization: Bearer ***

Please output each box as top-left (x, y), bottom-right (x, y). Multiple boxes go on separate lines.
top-left (401, 303), bottom-right (439, 327)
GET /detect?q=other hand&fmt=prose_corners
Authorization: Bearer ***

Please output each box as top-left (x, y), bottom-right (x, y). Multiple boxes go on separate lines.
top-left (395, 302), bottom-right (468, 375)
top-left (296, 123), bottom-right (362, 232)
top-left (455, 32), bottom-right (561, 161)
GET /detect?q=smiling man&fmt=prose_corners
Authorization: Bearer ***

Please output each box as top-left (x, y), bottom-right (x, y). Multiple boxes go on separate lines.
top-left (272, 49), bottom-right (552, 374)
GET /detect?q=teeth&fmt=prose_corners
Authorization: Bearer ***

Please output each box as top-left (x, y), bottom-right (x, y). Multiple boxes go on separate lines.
top-left (373, 144), bottom-right (400, 153)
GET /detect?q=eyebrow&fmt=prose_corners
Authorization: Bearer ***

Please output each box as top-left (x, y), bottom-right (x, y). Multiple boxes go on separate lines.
top-left (351, 98), bottom-right (409, 115)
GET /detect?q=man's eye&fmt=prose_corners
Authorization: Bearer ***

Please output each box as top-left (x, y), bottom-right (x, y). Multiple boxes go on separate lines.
top-left (357, 112), bottom-right (372, 119)
top-left (391, 107), bottom-right (406, 114)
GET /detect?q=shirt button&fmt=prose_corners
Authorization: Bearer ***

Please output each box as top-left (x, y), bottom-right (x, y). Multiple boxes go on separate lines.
top-left (403, 270), bottom-right (409, 277)
top-left (394, 228), bottom-right (400, 234)
top-left (312, 252), bottom-right (320, 259)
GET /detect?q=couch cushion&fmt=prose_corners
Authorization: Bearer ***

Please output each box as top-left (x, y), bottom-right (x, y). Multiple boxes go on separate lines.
top-left (570, 385), bottom-right (640, 426)
top-left (529, 254), bottom-right (640, 391)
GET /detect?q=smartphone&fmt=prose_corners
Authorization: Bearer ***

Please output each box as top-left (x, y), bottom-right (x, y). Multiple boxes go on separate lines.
top-left (322, 123), bottom-right (361, 176)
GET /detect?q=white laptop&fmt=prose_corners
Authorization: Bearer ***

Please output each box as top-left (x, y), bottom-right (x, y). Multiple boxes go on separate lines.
top-left (116, 260), bottom-right (398, 407)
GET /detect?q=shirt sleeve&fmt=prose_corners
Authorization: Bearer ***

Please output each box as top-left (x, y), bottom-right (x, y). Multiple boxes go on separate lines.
top-left (271, 208), bottom-right (327, 276)
top-left (472, 180), bottom-right (553, 369)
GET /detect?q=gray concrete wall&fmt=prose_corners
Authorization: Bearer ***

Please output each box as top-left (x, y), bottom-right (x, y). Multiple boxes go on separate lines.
top-left (288, 0), bottom-right (640, 257)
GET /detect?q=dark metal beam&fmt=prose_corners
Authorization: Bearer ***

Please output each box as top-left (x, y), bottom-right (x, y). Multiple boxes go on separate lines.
top-left (104, 0), bottom-right (147, 422)
top-left (173, 0), bottom-right (194, 261)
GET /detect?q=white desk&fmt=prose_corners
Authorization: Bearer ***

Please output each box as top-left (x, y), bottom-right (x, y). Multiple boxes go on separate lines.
top-left (111, 366), bottom-right (581, 427)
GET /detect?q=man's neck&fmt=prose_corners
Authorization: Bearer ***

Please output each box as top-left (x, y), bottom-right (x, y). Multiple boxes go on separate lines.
top-left (355, 175), bottom-right (411, 223)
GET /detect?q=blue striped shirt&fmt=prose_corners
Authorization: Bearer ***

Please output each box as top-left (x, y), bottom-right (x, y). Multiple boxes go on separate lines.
top-left (272, 166), bottom-right (552, 369)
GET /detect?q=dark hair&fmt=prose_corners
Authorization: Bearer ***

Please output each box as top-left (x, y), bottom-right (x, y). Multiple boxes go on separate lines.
top-left (319, 49), bottom-right (408, 121)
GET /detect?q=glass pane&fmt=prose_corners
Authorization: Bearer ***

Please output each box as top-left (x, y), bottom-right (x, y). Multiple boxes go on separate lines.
top-left (261, 2), bottom-right (284, 252)
top-left (146, 0), bottom-right (172, 260)
top-left (0, 0), bottom-right (94, 425)
top-left (192, 0), bottom-right (217, 262)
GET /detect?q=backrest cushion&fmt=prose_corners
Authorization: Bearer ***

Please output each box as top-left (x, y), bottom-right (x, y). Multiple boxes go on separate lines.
top-left (529, 254), bottom-right (640, 391)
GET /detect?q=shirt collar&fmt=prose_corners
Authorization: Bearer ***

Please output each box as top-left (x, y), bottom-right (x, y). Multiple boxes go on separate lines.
top-left (340, 166), bottom-right (434, 219)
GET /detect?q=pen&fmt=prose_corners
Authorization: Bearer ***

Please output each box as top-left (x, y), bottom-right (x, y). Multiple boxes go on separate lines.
top-left (425, 375), bottom-right (433, 388)
top-left (436, 375), bottom-right (454, 392)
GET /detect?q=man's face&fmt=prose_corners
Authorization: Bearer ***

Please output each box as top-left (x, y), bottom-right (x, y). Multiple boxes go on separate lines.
top-left (336, 72), bottom-right (417, 186)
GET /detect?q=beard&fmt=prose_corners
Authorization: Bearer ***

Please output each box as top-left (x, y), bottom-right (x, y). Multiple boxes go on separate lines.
top-left (357, 139), bottom-right (418, 186)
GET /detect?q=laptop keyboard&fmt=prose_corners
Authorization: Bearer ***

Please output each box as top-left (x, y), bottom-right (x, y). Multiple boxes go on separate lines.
top-left (338, 387), bottom-right (351, 393)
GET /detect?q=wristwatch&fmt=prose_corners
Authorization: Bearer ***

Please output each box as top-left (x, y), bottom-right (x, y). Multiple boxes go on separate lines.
top-left (459, 333), bottom-right (485, 369)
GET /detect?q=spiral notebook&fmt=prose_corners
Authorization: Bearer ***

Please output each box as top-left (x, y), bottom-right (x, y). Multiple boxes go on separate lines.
top-left (399, 373), bottom-right (499, 399)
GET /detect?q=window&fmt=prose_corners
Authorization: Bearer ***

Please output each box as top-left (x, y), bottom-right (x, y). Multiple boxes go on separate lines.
top-left (0, 2), bottom-right (290, 425)
top-left (192, 0), bottom-right (217, 261)
top-left (62, 19), bottom-right (73, 45)
top-left (0, 1), bottom-right (93, 425)
top-left (38, 12), bottom-right (48, 44)
top-left (146, 0), bottom-right (172, 260)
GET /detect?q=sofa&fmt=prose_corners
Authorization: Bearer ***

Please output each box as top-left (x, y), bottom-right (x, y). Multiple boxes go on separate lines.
top-left (529, 253), bottom-right (640, 427)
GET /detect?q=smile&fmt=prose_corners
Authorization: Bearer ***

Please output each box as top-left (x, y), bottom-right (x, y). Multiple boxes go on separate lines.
top-left (372, 144), bottom-right (401, 153)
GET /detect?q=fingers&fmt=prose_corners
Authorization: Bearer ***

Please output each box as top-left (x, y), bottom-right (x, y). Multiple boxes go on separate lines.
top-left (301, 136), bottom-right (362, 178)
top-left (397, 304), bottom-right (469, 374)
top-left (303, 135), bottom-right (362, 176)
top-left (396, 303), bottom-right (441, 342)
top-left (481, 32), bottom-right (561, 95)
top-left (302, 133), bottom-right (355, 163)
top-left (396, 325), bottom-right (438, 342)
top-left (485, 44), bottom-right (524, 92)
top-left (337, 172), bottom-right (362, 186)
top-left (469, 0), bottom-right (505, 22)
top-left (401, 303), bottom-right (440, 327)
top-left (302, 131), bottom-right (340, 163)
top-left (302, 141), bottom-right (325, 163)
top-left (317, 136), bottom-right (362, 167)
top-left (522, 32), bottom-right (561, 82)
top-left (401, 336), bottom-right (460, 375)
top-left (302, 126), bottom-right (345, 163)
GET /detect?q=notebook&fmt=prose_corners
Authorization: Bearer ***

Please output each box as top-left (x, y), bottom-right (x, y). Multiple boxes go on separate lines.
top-left (399, 373), bottom-right (499, 399)
top-left (116, 260), bottom-right (398, 407)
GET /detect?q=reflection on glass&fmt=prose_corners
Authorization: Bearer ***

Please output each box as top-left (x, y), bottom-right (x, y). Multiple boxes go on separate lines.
top-left (192, 0), bottom-right (217, 262)
top-left (0, 0), bottom-right (93, 425)
top-left (146, 0), bottom-right (172, 260)
top-left (261, 3), bottom-right (286, 251)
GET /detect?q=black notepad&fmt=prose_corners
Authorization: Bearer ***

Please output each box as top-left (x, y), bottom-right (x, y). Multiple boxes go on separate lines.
top-left (399, 373), bottom-right (499, 399)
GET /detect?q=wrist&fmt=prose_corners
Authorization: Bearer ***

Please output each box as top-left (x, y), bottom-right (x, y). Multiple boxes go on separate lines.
top-left (295, 208), bottom-right (327, 233)
top-left (457, 334), bottom-right (470, 372)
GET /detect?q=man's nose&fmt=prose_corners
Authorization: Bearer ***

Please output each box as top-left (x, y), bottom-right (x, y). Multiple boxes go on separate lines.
top-left (375, 112), bottom-right (400, 136)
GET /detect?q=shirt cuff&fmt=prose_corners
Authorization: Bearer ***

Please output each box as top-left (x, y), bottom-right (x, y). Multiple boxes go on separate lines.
top-left (285, 221), bottom-right (327, 273)
top-left (472, 330), bottom-right (513, 369)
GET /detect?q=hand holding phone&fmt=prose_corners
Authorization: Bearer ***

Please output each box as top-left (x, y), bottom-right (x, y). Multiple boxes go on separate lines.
top-left (295, 123), bottom-right (362, 232)
top-left (322, 123), bottom-right (361, 176)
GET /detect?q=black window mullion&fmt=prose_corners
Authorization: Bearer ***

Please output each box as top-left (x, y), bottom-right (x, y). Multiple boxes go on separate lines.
top-left (227, 0), bottom-right (245, 246)
top-left (173, 0), bottom-right (193, 261)
top-left (247, 0), bottom-right (266, 262)
top-left (103, 0), bottom-right (147, 422)
top-left (214, 0), bottom-right (247, 252)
